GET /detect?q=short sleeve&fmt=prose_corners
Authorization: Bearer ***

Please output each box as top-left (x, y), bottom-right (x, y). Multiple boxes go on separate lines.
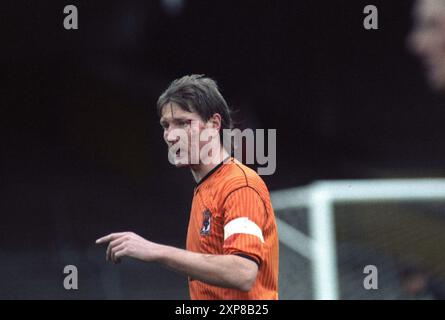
top-left (222, 187), bottom-right (266, 266)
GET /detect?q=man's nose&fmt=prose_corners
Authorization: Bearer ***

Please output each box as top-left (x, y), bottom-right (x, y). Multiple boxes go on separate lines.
top-left (164, 128), bottom-right (180, 144)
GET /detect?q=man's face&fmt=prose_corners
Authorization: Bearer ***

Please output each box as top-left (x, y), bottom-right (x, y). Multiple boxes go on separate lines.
top-left (159, 102), bottom-right (219, 167)
top-left (409, 0), bottom-right (445, 91)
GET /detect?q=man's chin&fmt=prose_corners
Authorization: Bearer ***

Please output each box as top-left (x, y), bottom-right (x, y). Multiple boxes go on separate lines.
top-left (173, 161), bottom-right (191, 168)
top-left (168, 155), bottom-right (192, 168)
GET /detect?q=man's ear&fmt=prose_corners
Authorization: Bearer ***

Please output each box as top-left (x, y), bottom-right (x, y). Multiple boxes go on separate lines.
top-left (208, 113), bottom-right (222, 132)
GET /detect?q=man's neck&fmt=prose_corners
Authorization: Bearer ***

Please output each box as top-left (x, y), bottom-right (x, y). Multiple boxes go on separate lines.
top-left (191, 149), bottom-right (230, 183)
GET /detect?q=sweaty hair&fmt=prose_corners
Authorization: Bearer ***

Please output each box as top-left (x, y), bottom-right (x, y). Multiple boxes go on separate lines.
top-left (157, 75), bottom-right (233, 141)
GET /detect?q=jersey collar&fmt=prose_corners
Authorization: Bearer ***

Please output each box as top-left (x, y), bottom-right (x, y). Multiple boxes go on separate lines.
top-left (196, 156), bottom-right (231, 188)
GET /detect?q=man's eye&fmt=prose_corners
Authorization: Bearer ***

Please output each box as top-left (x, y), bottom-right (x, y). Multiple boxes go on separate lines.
top-left (178, 120), bottom-right (190, 127)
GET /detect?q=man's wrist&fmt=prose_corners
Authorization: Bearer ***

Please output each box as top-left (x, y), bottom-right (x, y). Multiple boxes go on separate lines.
top-left (150, 243), bottom-right (171, 263)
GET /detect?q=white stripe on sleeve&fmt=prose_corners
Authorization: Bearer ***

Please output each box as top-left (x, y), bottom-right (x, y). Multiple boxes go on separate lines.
top-left (224, 217), bottom-right (264, 243)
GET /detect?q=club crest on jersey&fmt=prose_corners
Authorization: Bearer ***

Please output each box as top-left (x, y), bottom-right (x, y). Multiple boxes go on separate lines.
top-left (200, 209), bottom-right (212, 236)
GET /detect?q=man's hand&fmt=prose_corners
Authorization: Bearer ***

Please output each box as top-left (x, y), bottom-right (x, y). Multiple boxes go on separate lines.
top-left (95, 232), bottom-right (258, 291)
top-left (95, 232), bottom-right (163, 263)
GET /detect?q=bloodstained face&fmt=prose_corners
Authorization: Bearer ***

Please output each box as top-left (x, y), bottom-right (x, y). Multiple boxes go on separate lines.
top-left (159, 102), bottom-right (220, 167)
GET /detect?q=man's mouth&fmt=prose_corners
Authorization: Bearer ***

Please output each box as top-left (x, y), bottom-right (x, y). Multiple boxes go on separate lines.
top-left (169, 146), bottom-right (183, 157)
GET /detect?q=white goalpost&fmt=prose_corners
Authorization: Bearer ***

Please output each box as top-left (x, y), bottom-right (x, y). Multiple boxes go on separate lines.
top-left (271, 178), bottom-right (445, 300)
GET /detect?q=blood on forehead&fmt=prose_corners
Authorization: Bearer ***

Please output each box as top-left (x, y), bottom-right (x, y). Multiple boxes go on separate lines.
top-left (161, 102), bottom-right (203, 124)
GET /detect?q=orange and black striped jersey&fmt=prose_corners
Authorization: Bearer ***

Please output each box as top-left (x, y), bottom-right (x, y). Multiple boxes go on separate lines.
top-left (186, 157), bottom-right (279, 300)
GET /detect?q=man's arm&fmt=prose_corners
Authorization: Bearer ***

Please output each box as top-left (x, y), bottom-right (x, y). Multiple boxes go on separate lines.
top-left (96, 232), bottom-right (258, 292)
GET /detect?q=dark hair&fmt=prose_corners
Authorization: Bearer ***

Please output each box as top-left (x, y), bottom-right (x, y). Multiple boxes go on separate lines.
top-left (157, 75), bottom-right (233, 141)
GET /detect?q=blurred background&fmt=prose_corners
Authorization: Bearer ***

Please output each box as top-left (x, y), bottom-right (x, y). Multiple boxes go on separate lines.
top-left (1, 0), bottom-right (445, 299)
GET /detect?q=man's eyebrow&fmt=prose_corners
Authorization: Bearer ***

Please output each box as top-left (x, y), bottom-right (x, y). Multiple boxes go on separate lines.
top-left (171, 116), bottom-right (191, 122)
top-left (159, 117), bottom-right (191, 124)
